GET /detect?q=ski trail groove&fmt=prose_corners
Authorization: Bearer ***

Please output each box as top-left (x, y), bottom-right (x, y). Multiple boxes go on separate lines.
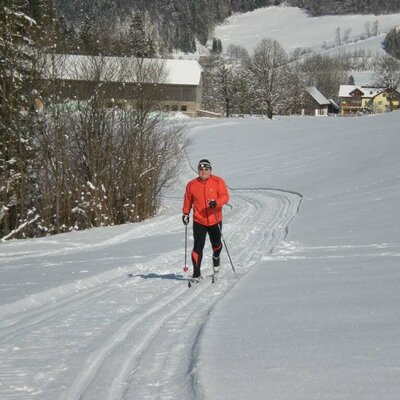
top-left (0, 285), bottom-right (117, 341)
top-left (0, 188), bottom-right (301, 400)
top-left (101, 189), bottom-right (301, 400)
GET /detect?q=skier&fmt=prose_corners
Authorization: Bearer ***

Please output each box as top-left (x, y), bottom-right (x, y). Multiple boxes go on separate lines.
top-left (182, 159), bottom-right (229, 283)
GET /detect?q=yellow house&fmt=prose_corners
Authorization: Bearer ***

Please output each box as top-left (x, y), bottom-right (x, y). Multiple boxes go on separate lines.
top-left (370, 88), bottom-right (400, 113)
top-left (339, 85), bottom-right (400, 114)
top-left (338, 85), bottom-right (382, 115)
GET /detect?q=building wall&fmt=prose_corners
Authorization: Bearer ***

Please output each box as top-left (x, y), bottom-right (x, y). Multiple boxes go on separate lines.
top-left (302, 95), bottom-right (328, 116)
top-left (372, 92), bottom-right (400, 113)
top-left (46, 79), bottom-right (202, 116)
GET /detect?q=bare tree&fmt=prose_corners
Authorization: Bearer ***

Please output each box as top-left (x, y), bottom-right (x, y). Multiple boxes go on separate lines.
top-left (247, 39), bottom-right (292, 119)
top-left (342, 28), bottom-right (351, 44)
top-left (374, 54), bottom-right (400, 111)
top-left (225, 44), bottom-right (250, 66)
top-left (296, 53), bottom-right (350, 101)
top-left (10, 53), bottom-right (191, 237)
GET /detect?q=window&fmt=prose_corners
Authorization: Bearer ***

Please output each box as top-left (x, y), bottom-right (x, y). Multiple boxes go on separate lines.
top-left (172, 105), bottom-right (178, 111)
top-left (181, 105), bottom-right (187, 112)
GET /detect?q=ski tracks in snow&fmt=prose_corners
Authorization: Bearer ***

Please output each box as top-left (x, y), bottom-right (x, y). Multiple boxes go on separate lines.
top-left (0, 189), bottom-right (301, 400)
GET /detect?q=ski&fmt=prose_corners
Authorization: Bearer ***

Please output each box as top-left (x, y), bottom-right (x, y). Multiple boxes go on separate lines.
top-left (188, 276), bottom-right (203, 288)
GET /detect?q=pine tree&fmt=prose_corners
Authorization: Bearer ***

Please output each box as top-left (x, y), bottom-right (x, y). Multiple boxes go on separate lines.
top-left (79, 15), bottom-right (100, 55)
top-left (0, 0), bottom-right (40, 238)
top-left (128, 12), bottom-right (156, 58)
top-left (58, 14), bottom-right (78, 53)
top-left (29, 0), bottom-right (61, 53)
top-left (383, 28), bottom-right (400, 60)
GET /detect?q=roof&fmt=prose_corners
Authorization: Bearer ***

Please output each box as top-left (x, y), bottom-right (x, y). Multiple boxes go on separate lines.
top-left (371, 87), bottom-right (400, 99)
top-left (163, 59), bottom-right (203, 85)
top-left (42, 54), bottom-right (203, 86)
top-left (306, 87), bottom-right (330, 105)
top-left (339, 85), bottom-right (384, 98)
top-left (328, 99), bottom-right (340, 110)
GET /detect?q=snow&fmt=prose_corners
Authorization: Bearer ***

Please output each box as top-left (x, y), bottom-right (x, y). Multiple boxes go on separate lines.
top-left (350, 70), bottom-right (377, 86)
top-left (214, 6), bottom-right (400, 55)
top-left (163, 59), bottom-right (203, 85)
top-left (307, 87), bottom-right (330, 105)
top-left (1, 110), bottom-right (400, 399)
top-left (338, 85), bottom-right (383, 97)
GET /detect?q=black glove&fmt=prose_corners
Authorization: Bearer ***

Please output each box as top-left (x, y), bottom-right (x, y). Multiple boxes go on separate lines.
top-left (182, 214), bottom-right (190, 225)
top-left (209, 199), bottom-right (217, 209)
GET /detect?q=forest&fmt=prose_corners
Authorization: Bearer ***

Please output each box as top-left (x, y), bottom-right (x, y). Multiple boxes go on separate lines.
top-left (52, 0), bottom-right (400, 55)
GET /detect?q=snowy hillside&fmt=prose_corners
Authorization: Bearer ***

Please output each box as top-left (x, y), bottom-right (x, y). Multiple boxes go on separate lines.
top-left (1, 111), bottom-right (400, 399)
top-left (214, 6), bottom-right (400, 55)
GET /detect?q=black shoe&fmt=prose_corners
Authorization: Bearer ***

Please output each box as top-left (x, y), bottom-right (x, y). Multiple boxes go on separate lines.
top-left (212, 256), bottom-right (220, 273)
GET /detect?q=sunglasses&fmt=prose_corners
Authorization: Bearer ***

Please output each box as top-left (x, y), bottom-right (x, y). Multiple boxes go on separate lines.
top-left (198, 167), bottom-right (210, 171)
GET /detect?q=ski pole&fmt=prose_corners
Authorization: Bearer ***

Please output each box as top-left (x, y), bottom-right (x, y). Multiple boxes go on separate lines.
top-left (212, 207), bottom-right (236, 276)
top-left (183, 223), bottom-right (189, 273)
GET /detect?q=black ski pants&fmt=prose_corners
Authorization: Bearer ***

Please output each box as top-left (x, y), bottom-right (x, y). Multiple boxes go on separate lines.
top-left (191, 221), bottom-right (223, 277)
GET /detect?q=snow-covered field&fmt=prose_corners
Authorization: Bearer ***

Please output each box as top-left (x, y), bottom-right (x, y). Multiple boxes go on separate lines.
top-left (1, 111), bottom-right (400, 399)
top-left (214, 6), bottom-right (400, 55)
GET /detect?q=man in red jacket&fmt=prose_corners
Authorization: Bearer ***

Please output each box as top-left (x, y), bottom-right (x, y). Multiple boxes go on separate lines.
top-left (182, 159), bottom-right (229, 282)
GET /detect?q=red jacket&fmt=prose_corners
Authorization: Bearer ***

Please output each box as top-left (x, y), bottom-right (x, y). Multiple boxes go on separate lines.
top-left (183, 175), bottom-right (229, 226)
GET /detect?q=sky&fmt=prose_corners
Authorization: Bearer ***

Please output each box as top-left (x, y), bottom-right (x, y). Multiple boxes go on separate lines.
top-left (1, 111), bottom-right (400, 399)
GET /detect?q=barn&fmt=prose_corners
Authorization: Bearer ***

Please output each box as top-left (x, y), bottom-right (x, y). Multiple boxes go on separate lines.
top-left (41, 54), bottom-right (203, 116)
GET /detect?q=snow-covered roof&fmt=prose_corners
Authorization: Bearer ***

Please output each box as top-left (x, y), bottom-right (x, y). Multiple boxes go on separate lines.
top-left (360, 86), bottom-right (384, 98)
top-left (306, 87), bottom-right (330, 105)
top-left (338, 85), bottom-right (384, 98)
top-left (42, 54), bottom-right (202, 86)
top-left (162, 59), bottom-right (203, 85)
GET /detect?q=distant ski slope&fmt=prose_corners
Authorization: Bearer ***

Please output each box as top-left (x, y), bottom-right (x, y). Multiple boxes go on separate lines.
top-left (214, 6), bottom-right (400, 54)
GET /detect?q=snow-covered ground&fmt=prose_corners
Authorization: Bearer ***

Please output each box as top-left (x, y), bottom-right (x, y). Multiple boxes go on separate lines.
top-left (1, 111), bottom-right (400, 399)
top-left (214, 6), bottom-right (400, 55)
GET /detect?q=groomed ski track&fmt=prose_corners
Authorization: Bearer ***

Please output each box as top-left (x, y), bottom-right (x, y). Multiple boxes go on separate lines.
top-left (0, 188), bottom-right (301, 400)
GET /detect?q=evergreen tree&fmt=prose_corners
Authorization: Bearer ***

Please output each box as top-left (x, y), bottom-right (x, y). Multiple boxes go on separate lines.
top-left (79, 15), bottom-right (100, 55)
top-left (58, 14), bottom-right (78, 53)
top-left (29, 0), bottom-right (61, 52)
top-left (211, 38), bottom-right (223, 54)
top-left (0, 0), bottom-right (40, 238)
top-left (383, 28), bottom-right (400, 60)
top-left (128, 12), bottom-right (156, 57)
